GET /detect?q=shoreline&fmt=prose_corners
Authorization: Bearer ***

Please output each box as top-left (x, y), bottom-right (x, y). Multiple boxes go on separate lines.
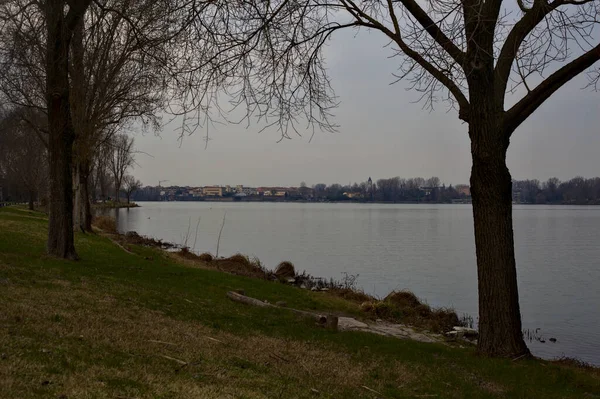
top-left (132, 199), bottom-right (600, 206)
top-left (93, 201), bottom-right (140, 209)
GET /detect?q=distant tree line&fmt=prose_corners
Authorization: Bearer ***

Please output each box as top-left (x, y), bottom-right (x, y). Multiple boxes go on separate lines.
top-left (309, 177), bottom-right (469, 203)
top-left (512, 177), bottom-right (600, 205)
top-left (130, 176), bottom-right (600, 205)
top-left (0, 107), bottom-right (142, 211)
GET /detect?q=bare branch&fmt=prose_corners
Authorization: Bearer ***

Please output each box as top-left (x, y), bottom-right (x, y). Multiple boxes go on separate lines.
top-left (505, 42), bottom-right (600, 134)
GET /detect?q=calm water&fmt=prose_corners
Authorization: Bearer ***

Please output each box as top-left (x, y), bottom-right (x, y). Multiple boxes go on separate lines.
top-left (111, 202), bottom-right (600, 364)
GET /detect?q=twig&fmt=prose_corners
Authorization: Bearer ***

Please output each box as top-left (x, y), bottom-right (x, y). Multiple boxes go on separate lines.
top-left (159, 355), bottom-right (187, 365)
top-left (147, 339), bottom-right (177, 346)
top-left (512, 354), bottom-right (527, 362)
top-left (215, 211), bottom-right (226, 257)
top-left (192, 216), bottom-right (201, 251)
top-left (269, 353), bottom-right (290, 363)
top-left (361, 386), bottom-right (383, 396)
top-left (203, 336), bottom-right (224, 344)
top-left (182, 216), bottom-right (192, 248)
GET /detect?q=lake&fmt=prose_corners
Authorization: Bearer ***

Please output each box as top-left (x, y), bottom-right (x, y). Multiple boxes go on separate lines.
top-left (109, 202), bottom-right (600, 365)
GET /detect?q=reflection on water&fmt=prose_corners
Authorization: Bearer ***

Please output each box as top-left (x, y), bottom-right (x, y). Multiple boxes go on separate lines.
top-left (109, 202), bottom-right (600, 365)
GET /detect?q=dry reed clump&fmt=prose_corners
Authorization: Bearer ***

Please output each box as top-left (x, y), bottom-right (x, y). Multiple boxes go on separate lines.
top-left (226, 253), bottom-right (251, 265)
top-left (92, 215), bottom-right (117, 233)
top-left (123, 231), bottom-right (176, 249)
top-left (274, 261), bottom-right (295, 279)
top-left (212, 254), bottom-right (269, 279)
top-left (178, 247), bottom-right (201, 260)
top-left (358, 290), bottom-right (462, 333)
top-left (198, 253), bottom-right (213, 262)
top-left (330, 288), bottom-right (374, 303)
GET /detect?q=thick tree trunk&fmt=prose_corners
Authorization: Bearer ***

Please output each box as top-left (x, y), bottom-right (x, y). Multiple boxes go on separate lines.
top-left (46, 1), bottom-right (77, 259)
top-left (74, 161), bottom-right (93, 232)
top-left (28, 191), bottom-right (35, 210)
top-left (470, 124), bottom-right (530, 358)
top-left (115, 179), bottom-right (120, 203)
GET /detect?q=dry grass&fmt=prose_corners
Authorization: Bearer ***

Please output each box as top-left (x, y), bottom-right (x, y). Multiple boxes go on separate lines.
top-left (358, 291), bottom-right (461, 333)
top-left (329, 287), bottom-right (374, 303)
top-left (198, 253), bottom-right (214, 262)
top-left (275, 261), bottom-right (296, 279)
top-left (0, 281), bottom-right (410, 399)
top-left (92, 215), bottom-right (118, 233)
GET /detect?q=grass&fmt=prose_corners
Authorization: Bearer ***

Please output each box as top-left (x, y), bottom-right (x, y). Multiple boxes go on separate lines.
top-left (0, 206), bottom-right (599, 398)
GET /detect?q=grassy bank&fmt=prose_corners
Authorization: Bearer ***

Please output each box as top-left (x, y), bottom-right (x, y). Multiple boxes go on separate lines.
top-left (0, 207), bottom-right (598, 398)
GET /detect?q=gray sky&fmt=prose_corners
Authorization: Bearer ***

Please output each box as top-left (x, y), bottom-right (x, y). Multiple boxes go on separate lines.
top-left (131, 29), bottom-right (600, 188)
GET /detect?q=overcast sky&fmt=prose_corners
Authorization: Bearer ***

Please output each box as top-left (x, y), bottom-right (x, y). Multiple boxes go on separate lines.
top-left (131, 28), bottom-right (600, 188)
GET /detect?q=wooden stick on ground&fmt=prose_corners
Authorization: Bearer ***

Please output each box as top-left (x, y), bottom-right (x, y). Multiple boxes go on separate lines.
top-left (226, 291), bottom-right (338, 330)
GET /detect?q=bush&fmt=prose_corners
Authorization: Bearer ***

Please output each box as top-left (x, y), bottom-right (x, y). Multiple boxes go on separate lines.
top-left (92, 216), bottom-right (117, 233)
top-left (198, 253), bottom-right (213, 262)
top-left (227, 253), bottom-right (251, 265)
top-left (275, 261), bottom-right (295, 279)
top-left (385, 291), bottom-right (422, 309)
top-left (357, 290), bottom-right (462, 333)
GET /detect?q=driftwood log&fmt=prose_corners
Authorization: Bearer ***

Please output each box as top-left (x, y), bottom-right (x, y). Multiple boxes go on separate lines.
top-left (226, 291), bottom-right (338, 330)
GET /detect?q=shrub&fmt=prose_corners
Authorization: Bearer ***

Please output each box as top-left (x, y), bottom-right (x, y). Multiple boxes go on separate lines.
top-left (198, 253), bottom-right (213, 262)
top-left (385, 291), bottom-right (422, 309)
top-left (227, 253), bottom-right (251, 265)
top-left (275, 261), bottom-right (295, 279)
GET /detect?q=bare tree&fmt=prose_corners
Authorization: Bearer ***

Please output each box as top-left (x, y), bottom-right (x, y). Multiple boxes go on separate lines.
top-left (122, 175), bottom-right (142, 204)
top-left (107, 133), bottom-right (134, 202)
top-left (70, 0), bottom-right (173, 231)
top-left (0, 107), bottom-right (48, 210)
top-left (1, 0), bottom-right (93, 258)
top-left (426, 177), bottom-right (441, 188)
top-left (0, 0), bottom-right (191, 251)
top-left (178, 0), bottom-right (600, 357)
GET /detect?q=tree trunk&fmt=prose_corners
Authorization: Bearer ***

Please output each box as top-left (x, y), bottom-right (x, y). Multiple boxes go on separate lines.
top-left (115, 181), bottom-right (120, 203)
top-left (46, 1), bottom-right (77, 260)
top-left (74, 161), bottom-right (93, 232)
top-left (470, 124), bottom-right (530, 358)
top-left (28, 191), bottom-right (35, 210)
top-left (99, 168), bottom-right (106, 201)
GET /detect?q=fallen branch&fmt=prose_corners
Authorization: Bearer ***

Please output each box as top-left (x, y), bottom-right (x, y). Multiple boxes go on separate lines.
top-left (362, 385), bottom-right (382, 396)
top-left (147, 339), bottom-right (177, 346)
top-left (203, 336), bottom-right (224, 344)
top-left (226, 291), bottom-right (338, 330)
top-left (159, 355), bottom-right (187, 365)
top-left (227, 291), bottom-right (272, 308)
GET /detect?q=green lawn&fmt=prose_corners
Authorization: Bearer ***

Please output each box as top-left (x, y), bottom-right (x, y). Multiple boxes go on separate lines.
top-left (0, 206), bottom-right (598, 398)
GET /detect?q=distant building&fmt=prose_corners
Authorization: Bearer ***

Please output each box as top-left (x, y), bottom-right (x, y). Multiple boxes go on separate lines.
top-left (456, 185), bottom-right (471, 197)
top-left (203, 186), bottom-right (223, 197)
top-left (420, 187), bottom-right (437, 196)
top-left (237, 185), bottom-right (257, 196)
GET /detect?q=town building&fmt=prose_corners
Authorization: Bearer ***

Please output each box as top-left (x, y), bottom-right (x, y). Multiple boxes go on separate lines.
top-left (202, 186), bottom-right (223, 197)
